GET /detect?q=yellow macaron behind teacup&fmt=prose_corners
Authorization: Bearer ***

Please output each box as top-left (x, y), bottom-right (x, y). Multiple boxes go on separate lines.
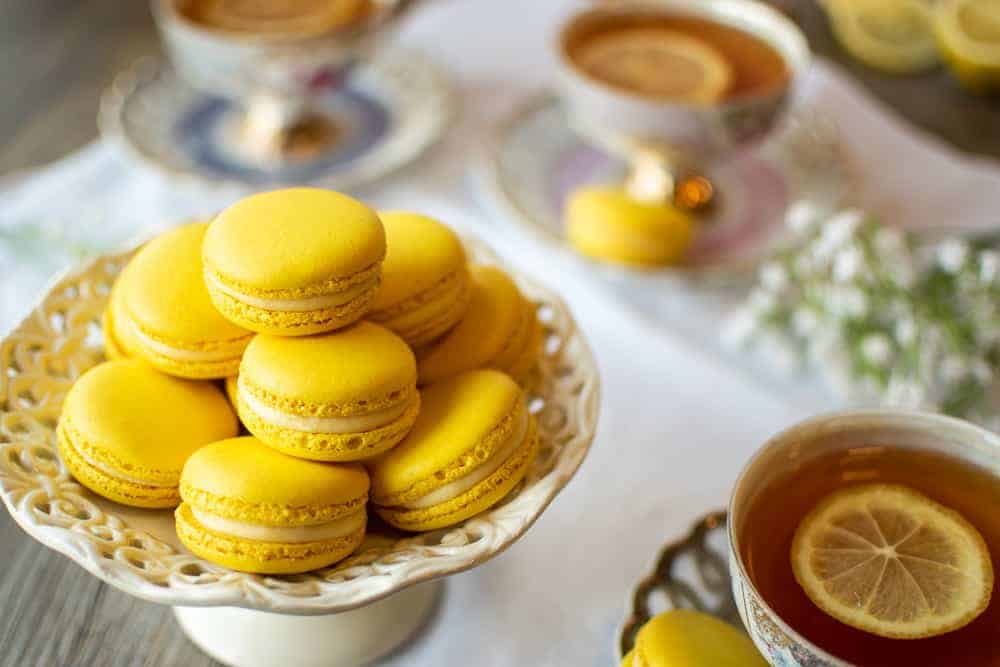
top-left (367, 212), bottom-right (472, 347)
top-left (564, 186), bottom-right (694, 267)
top-left (236, 321), bottom-right (419, 462)
top-left (57, 360), bottom-right (239, 508)
top-left (176, 436), bottom-right (369, 574)
top-left (202, 188), bottom-right (386, 336)
top-left (122, 222), bottom-right (253, 379)
top-left (416, 265), bottom-right (542, 386)
top-left (626, 610), bottom-right (767, 667)
top-left (370, 369), bottom-right (538, 532)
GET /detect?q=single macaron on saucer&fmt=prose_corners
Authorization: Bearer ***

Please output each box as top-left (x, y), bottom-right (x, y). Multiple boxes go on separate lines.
top-left (176, 436), bottom-right (370, 574)
top-left (202, 188), bottom-right (386, 336)
top-left (367, 211), bottom-right (472, 348)
top-left (370, 369), bottom-right (538, 532)
top-left (416, 265), bottom-right (543, 385)
top-left (57, 359), bottom-right (239, 508)
top-left (121, 222), bottom-right (253, 378)
top-left (236, 321), bottom-right (420, 461)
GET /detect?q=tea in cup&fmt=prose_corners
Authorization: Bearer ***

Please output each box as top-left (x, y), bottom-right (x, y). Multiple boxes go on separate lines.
top-left (729, 411), bottom-right (1000, 666)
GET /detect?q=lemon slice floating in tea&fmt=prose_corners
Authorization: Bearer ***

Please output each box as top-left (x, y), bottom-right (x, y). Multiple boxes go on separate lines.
top-left (573, 28), bottom-right (733, 104)
top-left (823, 0), bottom-right (939, 74)
top-left (791, 483), bottom-right (993, 639)
top-left (934, 0), bottom-right (1000, 93)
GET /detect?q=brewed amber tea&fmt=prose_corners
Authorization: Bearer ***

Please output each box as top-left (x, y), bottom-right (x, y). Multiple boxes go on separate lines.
top-left (564, 14), bottom-right (789, 102)
top-left (740, 446), bottom-right (1000, 666)
top-left (177, 0), bottom-right (371, 36)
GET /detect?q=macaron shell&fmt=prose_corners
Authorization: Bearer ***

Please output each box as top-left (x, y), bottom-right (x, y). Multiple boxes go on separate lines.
top-left (206, 282), bottom-right (378, 337)
top-left (371, 212), bottom-right (467, 309)
top-left (370, 369), bottom-right (523, 503)
top-left (370, 266), bottom-right (471, 348)
top-left (175, 503), bottom-right (365, 574)
top-left (102, 302), bottom-right (129, 361)
top-left (416, 266), bottom-right (527, 385)
top-left (58, 360), bottom-right (238, 487)
top-left (58, 426), bottom-right (181, 508)
top-left (180, 436), bottom-right (370, 525)
top-left (203, 188), bottom-right (386, 291)
top-left (565, 187), bottom-right (694, 266)
top-left (238, 389), bottom-right (421, 462)
top-left (103, 267), bottom-right (141, 361)
top-left (239, 322), bottom-right (416, 415)
top-left (634, 609), bottom-right (769, 666)
top-left (124, 223), bottom-right (251, 375)
top-left (375, 416), bottom-right (537, 531)
top-left (620, 651), bottom-right (634, 667)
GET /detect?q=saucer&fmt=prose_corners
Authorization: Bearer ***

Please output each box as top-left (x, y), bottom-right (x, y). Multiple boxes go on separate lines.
top-left (100, 48), bottom-right (452, 189)
top-left (618, 511), bottom-right (736, 659)
top-left (482, 95), bottom-right (848, 279)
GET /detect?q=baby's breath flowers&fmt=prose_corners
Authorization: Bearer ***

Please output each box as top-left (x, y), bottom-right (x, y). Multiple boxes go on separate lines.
top-left (726, 203), bottom-right (1000, 427)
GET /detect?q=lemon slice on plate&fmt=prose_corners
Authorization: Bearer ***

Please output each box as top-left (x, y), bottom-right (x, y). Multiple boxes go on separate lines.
top-left (573, 28), bottom-right (733, 104)
top-left (791, 483), bottom-right (993, 639)
top-left (823, 0), bottom-right (939, 74)
top-left (935, 0), bottom-right (1000, 92)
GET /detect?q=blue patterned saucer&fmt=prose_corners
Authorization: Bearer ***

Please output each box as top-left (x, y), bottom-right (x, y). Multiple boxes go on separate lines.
top-left (100, 49), bottom-right (452, 189)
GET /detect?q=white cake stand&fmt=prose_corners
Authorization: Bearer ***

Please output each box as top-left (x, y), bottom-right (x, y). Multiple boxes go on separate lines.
top-left (0, 235), bottom-right (600, 667)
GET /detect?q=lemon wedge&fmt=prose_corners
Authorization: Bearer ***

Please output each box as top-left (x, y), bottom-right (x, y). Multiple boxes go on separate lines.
top-left (935, 0), bottom-right (1000, 92)
top-left (823, 0), bottom-right (939, 73)
top-left (573, 28), bottom-right (733, 104)
top-left (791, 484), bottom-right (993, 639)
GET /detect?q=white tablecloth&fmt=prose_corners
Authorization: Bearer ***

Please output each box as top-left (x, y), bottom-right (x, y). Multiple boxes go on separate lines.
top-left (2, 1), bottom-right (999, 664)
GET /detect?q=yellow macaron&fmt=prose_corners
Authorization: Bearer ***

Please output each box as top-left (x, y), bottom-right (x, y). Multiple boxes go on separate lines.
top-left (203, 188), bottom-right (386, 336)
top-left (367, 212), bottom-right (472, 347)
top-left (564, 186), bottom-right (695, 267)
top-left (176, 436), bottom-right (369, 574)
top-left (122, 222), bottom-right (253, 379)
top-left (370, 369), bottom-right (538, 532)
top-left (57, 360), bottom-right (239, 508)
top-left (103, 266), bottom-right (140, 361)
top-left (236, 321), bottom-right (419, 461)
top-left (627, 610), bottom-right (768, 666)
top-left (416, 265), bottom-right (542, 386)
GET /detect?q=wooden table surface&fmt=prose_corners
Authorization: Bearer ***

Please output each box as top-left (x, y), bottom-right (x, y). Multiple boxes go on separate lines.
top-left (0, 1), bottom-right (997, 666)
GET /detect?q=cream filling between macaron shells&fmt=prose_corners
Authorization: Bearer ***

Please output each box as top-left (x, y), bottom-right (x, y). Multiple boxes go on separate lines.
top-left (402, 407), bottom-right (529, 510)
top-left (191, 507), bottom-right (365, 543)
top-left (69, 433), bottom-right (177, 488)
top-left (128, 320), bottom-right (250, 363)
top-left (206, 272), bottom-right (379, 313)
top-left (238, 380), bottom-right (415, 434)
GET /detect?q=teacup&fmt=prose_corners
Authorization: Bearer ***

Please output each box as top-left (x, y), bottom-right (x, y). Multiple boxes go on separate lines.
top-left (152, 0), bottom-right (417, 162)
top-left (554, 0), bottom-right (809, 206)
top-left (728, 411), bottom-right (1000, 666)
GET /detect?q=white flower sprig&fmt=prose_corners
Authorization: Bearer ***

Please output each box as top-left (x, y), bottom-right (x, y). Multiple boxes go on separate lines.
top-left (725, 203), bottom-right (1000, 427)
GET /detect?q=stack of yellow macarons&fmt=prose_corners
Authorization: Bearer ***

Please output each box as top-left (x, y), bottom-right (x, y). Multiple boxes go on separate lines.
top-left (56, 187), bottom-right (544, 575)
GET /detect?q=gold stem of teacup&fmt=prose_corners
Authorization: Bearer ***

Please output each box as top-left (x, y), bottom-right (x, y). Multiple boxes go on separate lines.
top-left (624, 146), bottom-right (716, 214)
top-left (241, 92), bottom-right (340, 164)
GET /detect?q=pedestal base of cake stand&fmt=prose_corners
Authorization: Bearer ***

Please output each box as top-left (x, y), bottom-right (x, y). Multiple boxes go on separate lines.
top-left (173, 580), bottom-right (443, 667)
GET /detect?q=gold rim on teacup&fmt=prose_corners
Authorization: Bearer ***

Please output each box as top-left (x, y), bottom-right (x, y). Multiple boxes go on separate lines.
top-left (553, 0), bottom-right (809, 210)
top-left (727, 410), bottom-right (1000, 667)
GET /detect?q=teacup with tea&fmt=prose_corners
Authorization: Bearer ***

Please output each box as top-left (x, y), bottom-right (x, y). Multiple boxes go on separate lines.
top-left (730, 411), bottom-right (999, 666)
top-left (153, 0), bottom-right (412, 163)
top-left (556, 0), bottom-right (808, 209)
